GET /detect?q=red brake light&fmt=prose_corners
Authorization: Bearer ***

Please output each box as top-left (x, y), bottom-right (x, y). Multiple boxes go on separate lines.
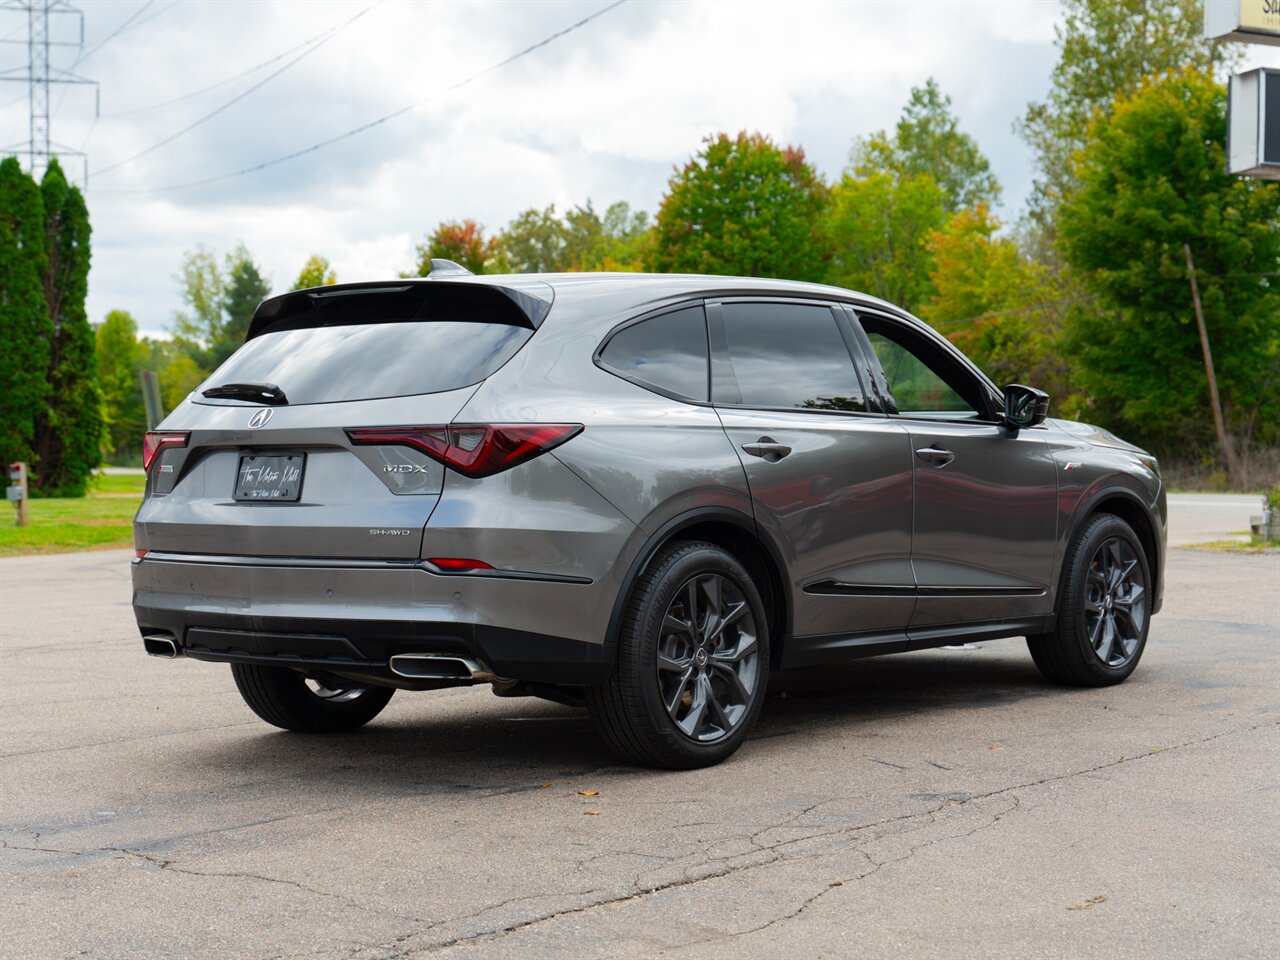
top-left (142, 432), bottom-right (189, 472)
top-left (347, 424), bottom-right (582, 479)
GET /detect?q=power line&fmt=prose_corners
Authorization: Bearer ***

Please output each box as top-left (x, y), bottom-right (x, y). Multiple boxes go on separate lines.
top-left (93, 1), bottom-right (380, 177)
top-left (95, 0), bottom-right (628, 196)
top-left (101, 13), bottom-right (358, 118)
top-left (74, 0), bottom-right (153, 67)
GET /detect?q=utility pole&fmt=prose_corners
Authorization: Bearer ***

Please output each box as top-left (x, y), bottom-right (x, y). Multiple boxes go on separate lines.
top-left (1183, 244), bottom-right (1237, 480)
top-left (0, 0), bottom-right (95, 183)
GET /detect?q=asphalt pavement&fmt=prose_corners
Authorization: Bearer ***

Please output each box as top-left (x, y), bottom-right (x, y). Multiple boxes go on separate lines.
top-left (1, 495), bottom-right (1277, 959)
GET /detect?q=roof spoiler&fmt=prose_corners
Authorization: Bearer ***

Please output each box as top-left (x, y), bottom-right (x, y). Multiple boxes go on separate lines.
top-left (246, 277), bottom-right (554, 341)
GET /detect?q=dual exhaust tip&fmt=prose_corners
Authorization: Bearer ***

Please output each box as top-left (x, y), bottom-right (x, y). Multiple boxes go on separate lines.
top-left (144, 635), bottom-right (499, 683)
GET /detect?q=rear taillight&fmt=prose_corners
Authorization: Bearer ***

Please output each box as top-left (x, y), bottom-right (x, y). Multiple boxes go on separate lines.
top-left (346, 424), bottom-right (582, 479)
top-left (142, 431), bottom-right (189, 472)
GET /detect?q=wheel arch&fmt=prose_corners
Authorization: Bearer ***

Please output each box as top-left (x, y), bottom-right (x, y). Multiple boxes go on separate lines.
top-left (1062, 486), bottom-right (1162, 612)
top-left (606, 508), bottom-right (792, 672)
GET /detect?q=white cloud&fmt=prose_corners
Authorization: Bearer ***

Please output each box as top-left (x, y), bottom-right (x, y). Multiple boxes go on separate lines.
top-left (0, 0), bottom-right (1064, 337)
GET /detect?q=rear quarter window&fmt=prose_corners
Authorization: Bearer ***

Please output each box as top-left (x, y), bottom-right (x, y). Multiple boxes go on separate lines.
top-left (598, 305), bottom-right (709, 401)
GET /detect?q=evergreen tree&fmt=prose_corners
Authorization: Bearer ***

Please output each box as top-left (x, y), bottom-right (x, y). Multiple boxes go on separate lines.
top-left (0, 157), bottom-right (53, 469)
top-left (32, 159), bottom-right (101, 496)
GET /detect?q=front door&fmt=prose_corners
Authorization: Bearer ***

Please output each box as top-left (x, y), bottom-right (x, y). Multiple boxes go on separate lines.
top-left (852, 310), bottom-right (1059, 635)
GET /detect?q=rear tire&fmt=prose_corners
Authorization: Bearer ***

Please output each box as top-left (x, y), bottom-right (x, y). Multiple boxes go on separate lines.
top-left (231, 664), bottom-right (395, 732)
top-left (1027, 513), bottom-right (1151, 687)
top-left (587, 541), bottom-right (770, 769)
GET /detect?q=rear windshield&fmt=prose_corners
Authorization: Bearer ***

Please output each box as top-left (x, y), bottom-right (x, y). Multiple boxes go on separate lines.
top-left (198, 320), bottom-right (532, 405)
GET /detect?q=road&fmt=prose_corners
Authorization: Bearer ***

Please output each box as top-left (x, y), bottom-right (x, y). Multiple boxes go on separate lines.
top-left (1, 496), bottom-right (1277, 959)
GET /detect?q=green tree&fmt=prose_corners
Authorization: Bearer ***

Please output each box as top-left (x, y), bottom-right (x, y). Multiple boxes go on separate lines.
top-left (96, 310), bottom-right (148, 463)
top-left (1058, 68), bottom-right (1280, 455)
top-left (821, 171), bottom-right (947, 311)
top-left (499, 206), bottom-right (568, 273)
top-left (569, 201), bottom-right (653, 271)
top-left (217, 245), bottom-right (270, 367)
top-left (1021, 0), bottom-right (1235, 226)
top-left (32, 159), bottom-right (102, 496)
top-left (854, 79), bottom-right (1000, 213)
top-left (0, 156), bottom-right (53, 468)
top-left (171, 247), bottom-right (225, 369)
top-left (653, 132), bottom-right (827, 281)
top-left (170, 244), bottom-right (269, 370)
top-left (408, 220), bottom-right (500, 276)
top-left (918, 205), bottom-right (1078, 411)
top-left (291, 254), bottom-right (336, 290)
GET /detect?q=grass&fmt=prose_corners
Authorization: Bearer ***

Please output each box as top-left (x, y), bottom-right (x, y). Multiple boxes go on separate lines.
top-left (1184, 537), bottom-right (1280, 555)
top-left (0, 472), bottom-right (145, 557)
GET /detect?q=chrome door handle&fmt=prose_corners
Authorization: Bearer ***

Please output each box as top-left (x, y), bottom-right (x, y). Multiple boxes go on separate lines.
top-left (915, 446), bottom-right (955, 467)
top-left (742, 438), bottom-right (792, 461)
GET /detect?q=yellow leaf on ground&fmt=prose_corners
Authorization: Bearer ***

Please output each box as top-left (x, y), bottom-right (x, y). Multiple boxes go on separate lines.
top-left (576, 789), bottom-right (599, 796)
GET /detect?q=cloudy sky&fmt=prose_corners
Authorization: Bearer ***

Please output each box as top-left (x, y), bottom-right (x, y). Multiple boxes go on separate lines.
top-left (0, 0), bottom-right (1271, 339)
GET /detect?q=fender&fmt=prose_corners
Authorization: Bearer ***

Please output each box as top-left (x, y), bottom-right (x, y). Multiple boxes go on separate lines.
top-left (602, 506), bottom-right (791, 664)
top-left (1054, 482), bottom-right (1164, 615)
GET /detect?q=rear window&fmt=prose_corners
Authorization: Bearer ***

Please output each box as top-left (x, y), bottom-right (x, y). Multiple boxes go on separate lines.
top-left (199, 320), bottom-right (532, 405)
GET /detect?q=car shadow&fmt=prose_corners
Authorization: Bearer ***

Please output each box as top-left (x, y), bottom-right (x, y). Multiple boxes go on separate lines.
top-left (179, 647), bottom-right (1065, 787)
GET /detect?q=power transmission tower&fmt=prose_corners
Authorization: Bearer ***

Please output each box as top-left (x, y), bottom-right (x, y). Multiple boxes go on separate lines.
top-left (0, 0), bottom-right (96, 183)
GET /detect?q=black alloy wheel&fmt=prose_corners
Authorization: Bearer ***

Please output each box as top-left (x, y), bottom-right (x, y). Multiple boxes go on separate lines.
top-left (587, 541), bottom-right (770, 769)
top-left (1027, 513), bottom-right (1151, 687)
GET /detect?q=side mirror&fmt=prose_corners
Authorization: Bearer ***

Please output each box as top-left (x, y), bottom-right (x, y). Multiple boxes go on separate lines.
top-left (1002, 383), bottom-right (1050, 429)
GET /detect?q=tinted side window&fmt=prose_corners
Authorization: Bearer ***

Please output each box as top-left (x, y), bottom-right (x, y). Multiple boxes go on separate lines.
top-left (600, 305), bottom-right (709, 401)
top-left (718, 303), bottom-right (866, 411)
top-left (858, 314), bottom-right (990, 419)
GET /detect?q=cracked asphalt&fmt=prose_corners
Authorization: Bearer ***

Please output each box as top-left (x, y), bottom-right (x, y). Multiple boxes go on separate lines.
top-left (2, 496), bottom-right (1277, 959)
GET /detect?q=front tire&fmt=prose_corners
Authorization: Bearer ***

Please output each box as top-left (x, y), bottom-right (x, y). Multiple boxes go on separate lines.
top-left (587, 541), bottom-right (770, 769)
top-left (1027, 513), bottom-right (1151, 687)
top-left (231, 663), bottom-right (395, 732)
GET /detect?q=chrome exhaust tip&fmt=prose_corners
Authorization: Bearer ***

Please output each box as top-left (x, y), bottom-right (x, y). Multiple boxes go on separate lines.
top-left (388, 653), bottom-right (503, 682)
top-left (143, 635), bottom-right (182, 659)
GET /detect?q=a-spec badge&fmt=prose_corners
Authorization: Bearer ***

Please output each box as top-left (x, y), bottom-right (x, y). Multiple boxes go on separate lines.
top-left (248, 408), bottom-right (273, 428)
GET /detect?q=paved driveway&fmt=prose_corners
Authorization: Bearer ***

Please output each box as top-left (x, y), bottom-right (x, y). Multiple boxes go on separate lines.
top-left (1, 497), bottom-right (1277, 959)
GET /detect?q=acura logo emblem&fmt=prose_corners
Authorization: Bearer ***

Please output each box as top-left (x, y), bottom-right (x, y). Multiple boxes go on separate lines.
top-left (248, 409), bottom-right (273, 428)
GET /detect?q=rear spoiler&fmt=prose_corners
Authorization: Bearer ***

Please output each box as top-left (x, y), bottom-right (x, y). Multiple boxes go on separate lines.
top-left (246, 278), bottom-right (555, 341)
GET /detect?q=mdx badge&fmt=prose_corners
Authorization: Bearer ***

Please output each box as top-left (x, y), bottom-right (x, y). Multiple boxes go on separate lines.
top-left (248, 408), bottom-right (273, 428)
top-left (383, 463), bottom-right (431, 473)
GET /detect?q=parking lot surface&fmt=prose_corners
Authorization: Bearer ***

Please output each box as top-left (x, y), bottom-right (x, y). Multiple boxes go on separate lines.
top-left (1, 496), bottom-right (1277, 959)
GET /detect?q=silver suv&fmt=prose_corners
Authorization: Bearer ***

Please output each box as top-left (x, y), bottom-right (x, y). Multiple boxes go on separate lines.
top-left (133, 266), bottom-right (1165, 768)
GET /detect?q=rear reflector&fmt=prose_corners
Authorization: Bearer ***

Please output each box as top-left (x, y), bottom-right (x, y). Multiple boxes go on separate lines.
top-left (134, 548), bottom-right (149, 560)
top-left (427, 557), bottom-right (494, 572)
top-left (347, 424), bottom-right (582, 479)
top-left (142, 431), bottom-right (189, 472)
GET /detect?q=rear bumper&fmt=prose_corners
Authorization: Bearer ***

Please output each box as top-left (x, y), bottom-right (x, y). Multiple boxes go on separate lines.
top-left (132, 554), bottom-right (616, 687)
top-left (134, 607), bottom-right (611, 687)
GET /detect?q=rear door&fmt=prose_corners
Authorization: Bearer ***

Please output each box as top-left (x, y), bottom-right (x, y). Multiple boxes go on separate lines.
top-left (850, 309), bottom-right (1058, 634)
top-left (709, 299), bottom-right (916, 653)
top-left (136, 283), bottom-right (541, 560)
